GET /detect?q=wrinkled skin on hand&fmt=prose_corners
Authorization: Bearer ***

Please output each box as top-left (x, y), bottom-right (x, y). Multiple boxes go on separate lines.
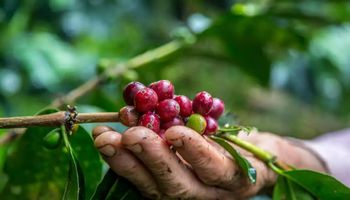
top-left (93, 126), bottom-right (326, 200)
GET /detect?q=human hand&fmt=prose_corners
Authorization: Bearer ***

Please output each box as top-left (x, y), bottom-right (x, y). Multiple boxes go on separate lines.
top-left (93, 126), bottom-right (326, 200)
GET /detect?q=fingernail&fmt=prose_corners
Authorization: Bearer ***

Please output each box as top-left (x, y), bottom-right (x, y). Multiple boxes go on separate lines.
top-left (99, 145), bottom-right (116, 157)
top-left (127, 144), bottom-right (143, 153)
top-left (170, 139), bottom-right (183, 147)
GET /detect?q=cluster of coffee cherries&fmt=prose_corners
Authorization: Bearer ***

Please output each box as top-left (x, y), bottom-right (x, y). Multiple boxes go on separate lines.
top-left (118, 80), bottom-right (224, 138)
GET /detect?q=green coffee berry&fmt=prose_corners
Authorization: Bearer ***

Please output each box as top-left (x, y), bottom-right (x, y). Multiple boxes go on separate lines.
top-left (186, 114), bottom-right (207, 134)
top-left (42, 128), bottom-right (62, 150)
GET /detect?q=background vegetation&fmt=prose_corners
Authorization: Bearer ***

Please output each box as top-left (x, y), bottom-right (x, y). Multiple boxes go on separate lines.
top-left (0, 0), bottom-right (350, 199)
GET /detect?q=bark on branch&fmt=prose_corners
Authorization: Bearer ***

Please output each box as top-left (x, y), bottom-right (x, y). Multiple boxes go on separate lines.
top-left (0, 112), bottom-right (119, 129)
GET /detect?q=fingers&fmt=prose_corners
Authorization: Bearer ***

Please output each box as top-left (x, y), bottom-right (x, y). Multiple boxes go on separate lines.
top-left (92, 126), bottom-right (161, 199)
top-left (122, 126), bottom-right (226, 199)
top-left (165, 126), bottom-right (277, 197)
top-left (164, 126), bottom-right (241, 189)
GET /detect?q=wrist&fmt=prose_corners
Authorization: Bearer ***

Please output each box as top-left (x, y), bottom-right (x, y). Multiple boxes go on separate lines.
top-left (280, 137), bottom-right (328, 173)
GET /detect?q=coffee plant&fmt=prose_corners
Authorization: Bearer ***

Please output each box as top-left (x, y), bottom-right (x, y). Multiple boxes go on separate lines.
top-left (1, 79), bottom-right (350, 199)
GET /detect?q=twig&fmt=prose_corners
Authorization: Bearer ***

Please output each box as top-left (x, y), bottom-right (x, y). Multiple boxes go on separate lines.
top-left (51, 40), bottom-right (185, 109)
top-left (217, 134), bottom-right (293, 171)
top-left (0, 112), bottom-right (119, 129)
top-left (50, 77), bottom-right (103, 109)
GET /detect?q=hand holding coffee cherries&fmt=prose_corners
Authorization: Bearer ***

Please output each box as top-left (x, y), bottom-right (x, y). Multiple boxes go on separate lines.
top-left (93, 80), bottom-right (327, 199)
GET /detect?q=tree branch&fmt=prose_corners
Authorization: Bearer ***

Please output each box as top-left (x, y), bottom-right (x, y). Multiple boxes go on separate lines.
top-left (50, 40), bottom-right (186, 109)
top-left (0, 112), bottom-right (119, 129)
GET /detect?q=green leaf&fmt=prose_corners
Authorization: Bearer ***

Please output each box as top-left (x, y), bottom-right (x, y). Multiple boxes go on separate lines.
top-left (69, 126), bottom-right (103, 199)
top-left (218, 125), bottom-right (256, 135)
top-left (282, 170), bottom-right (350, 200)
top-left (273, 175), bottom-right (315, 200)
top-left (90, 168), bottom-right (118, 200)
top-left (0, 129), bottom-right (9, 193)
top-left (91, 168), bottom-right (147, 200)
top-left (106, 176), bottom-right (146, 200)
top-left (1, 108), bottom-right (69, 200)
top-left (211, 136), bottom-right (256, 183)
top-left (62, 126), bottom-right (85, 200)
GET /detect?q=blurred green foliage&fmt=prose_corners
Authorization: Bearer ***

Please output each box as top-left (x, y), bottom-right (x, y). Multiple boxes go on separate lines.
top-left (1, 0), bottom-right (350, 137)
top-left (1, 0), bottom-right (350, 199)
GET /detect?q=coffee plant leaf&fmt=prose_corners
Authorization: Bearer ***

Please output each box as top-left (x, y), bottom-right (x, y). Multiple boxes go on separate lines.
top-left (1, 108), bottom-right (68, 199)
top-left (62, 126), bottom-right (85, 200)
top-left (91, 168), bottom-right (148, 200)
top-left (282, 170), bottom-right (350, 200)
top-left (211, 136), bottom-right (257, 183)
top-left (273, 175), bottom-right (315, 200)
top-left (90, 168), bottom-right (118, 200)
top-left (105, 175), bottom-right (147, 200)
top-left (69, 125), bottom-right (103, 198)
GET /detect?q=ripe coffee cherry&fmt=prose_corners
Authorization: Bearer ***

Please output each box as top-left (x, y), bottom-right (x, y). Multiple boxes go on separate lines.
top-left (134, 88), bottom-right (158, 113)
top-left (156, 99), bottom-right (180, 122)
top-left (186, 114), bottom-right (207, 134)
top-left (192, 91), bottom-right (213, 115)
top-left (123, 82), bottom-right (145, 105)
top-left (161, 117), bottom-right (184, 130)
top-left (208, 98), bottom-right (225, 119)
top-left (149, 80), bottom-right (174, 101)
top-left (204, 116), bottom-right (218, 135)
top-left (119, 106), bottom-right (139, 127)
top-left (174, 95), bottom-right (192, 117)
top-left (138, 113), bottom-right (160, 133)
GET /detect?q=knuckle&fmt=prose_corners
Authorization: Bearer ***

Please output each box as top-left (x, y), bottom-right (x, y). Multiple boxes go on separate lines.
top-left (92, 126), bottom-right (113, 138)
top-left (142, 191), bottom-right (162, 200)
top-left (94, 131), bottom-right (120, 148)
top-left (162, 184), bottom-right (192, 199)
top-left (138, 184), bottom-right (160, 197)
top-left (118, 162), bottom-right (139, 176)
top-left (200, 157), bottom-right (239, 186)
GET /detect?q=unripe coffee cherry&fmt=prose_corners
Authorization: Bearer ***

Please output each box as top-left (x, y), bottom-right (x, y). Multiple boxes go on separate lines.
top-left (123, 81), bottom-right (145, 105)
top-left (186, 114), bottom-right (207, 134)
top-left (161, 117), bottom-right (184, 130)
top-left (156, 99), bottom-right (180, 122)
top-left (193, 91), bottom-right (213, 115)
top-left (174, 95), bottom-right (192, 117)
top-left (208, 98), bottom-right (225, 119)
top-left (42, 129), bottom-right (62, 150)
top-left (134, 88), bottom-right (158, 113)
top-left (149, 80), bottom-right (174, 101)
top-left (204, 116), bottom-right (218, 135)
top-left (138, 113), bottom-right (160, 133)
top-left (119, 106), bottom-right (139, 127)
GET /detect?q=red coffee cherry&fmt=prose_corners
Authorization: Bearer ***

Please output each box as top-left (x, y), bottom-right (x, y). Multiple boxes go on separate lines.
top-left (149, 80), bottom-right (174, 101)
top-left (123, 81), bottom-right (145, 105)
top-left (138, 112), bottom-right (160, 133)
top-left (204, 116), bottom-right (218, 135)
top-left (119, 106), bottom-right (139, 127)
top-left (161, 117), bottom-right (184, 130)
top-left (208, 98), bottom-right (225, 119)
top-left (134, 88), bottom-right (158, 113)
top-left (174, 95), bottom-right (192, 117)
top-left (156, 99), bottom-right (180, 122)
top-left (192, 91), bottom-right (213, 115)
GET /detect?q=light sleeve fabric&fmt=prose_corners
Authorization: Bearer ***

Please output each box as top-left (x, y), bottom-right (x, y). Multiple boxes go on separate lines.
top-left (301, 129), bottom-right (350, 187)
